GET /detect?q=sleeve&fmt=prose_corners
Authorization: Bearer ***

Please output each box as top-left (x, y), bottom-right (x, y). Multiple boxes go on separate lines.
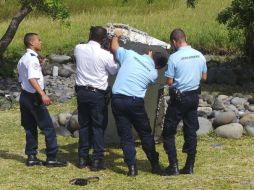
top-left (105, 53), bottom-right (119, 75)
top-left (115, 47), bottom-right (127, 65)
top-left (201, 55), bottom-right (207, 73)
top-left (150, 70), bottom-right (158, 84)
top-left (27, 59), bottom-right (41, 79)
top-left (164, 57), bottom-right (175, 78)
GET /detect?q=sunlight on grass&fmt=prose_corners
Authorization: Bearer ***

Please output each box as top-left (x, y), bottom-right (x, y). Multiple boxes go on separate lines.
top-left (0, 100), bottom-right (254, 190)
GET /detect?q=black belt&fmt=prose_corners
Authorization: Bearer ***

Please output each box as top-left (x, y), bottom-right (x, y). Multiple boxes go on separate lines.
top-left (76, 85), bottom-right (105, 93)
top-left (112, 94), bottom-right (144, 100)
top-left (181, 89), bottom-right (200, 96)
top-left (21, 89), bottom-right (40, 96)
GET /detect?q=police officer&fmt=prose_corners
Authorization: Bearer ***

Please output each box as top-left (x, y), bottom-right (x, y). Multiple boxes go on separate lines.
top-left (110, 30), bottom-right (168, 176)
top-left (18, 33), bottom-right (67, 167)
top-left (162, 28), bottom-right (207, 175)
top-left (74, 26), bottom-right (118, 171)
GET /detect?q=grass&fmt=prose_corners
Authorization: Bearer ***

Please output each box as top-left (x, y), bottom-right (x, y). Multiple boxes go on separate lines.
top-left (0, 0), bottom-right (235, 59)
top-left (0, 98), bottom-right (254, 190)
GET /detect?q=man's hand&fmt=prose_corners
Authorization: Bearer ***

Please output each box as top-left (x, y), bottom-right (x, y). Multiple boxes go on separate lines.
top-left (41, 94), bottom-right (52, 106)
top-left (114, 29), bottom-right (124, 37)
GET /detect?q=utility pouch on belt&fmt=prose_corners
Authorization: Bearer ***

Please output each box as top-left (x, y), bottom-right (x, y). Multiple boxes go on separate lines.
top-left (169, 88), bottom-right (182, 103)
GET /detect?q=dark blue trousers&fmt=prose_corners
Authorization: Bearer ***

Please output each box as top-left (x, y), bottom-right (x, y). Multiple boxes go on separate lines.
top-left (162, 93), bottom-right (199, 162)
top-left (19, 91), bottom-right (58, 158)
top-left (111, 94), bottom-right (159, 166)
top-left (77, 88), bottom-right (106, 160)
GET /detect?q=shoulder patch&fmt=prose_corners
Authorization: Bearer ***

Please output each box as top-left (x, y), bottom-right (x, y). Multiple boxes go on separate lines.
top-left (30, 53), bottom-right (37, 57)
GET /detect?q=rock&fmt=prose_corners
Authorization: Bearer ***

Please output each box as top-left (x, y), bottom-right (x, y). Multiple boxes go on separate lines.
top-left (217, 95), bottom-right (228, 102)
top-left (0, 97), bottom-right (12, 110)
top-left (68, 115), bottom-right (80, 131)
top-left (231, 97), bottom-right (247, 108)
top-left (239, 113), bottom-right (254, 126)
top-left (177, 120), bottom-right (183, 131)
top-left (51, 116), bottom-right (60, 128)
top-left (212, 98), bottom-right (224, 110)
top-left (245, 104), bottom-right (254, 112)
top-left (245, 123), bottom-right (254, 137)
top-left (58, 112), bottom-right (72, 126)
top-left (58, 68), bottom-right (72, 77)
top-left (197, 117), bottom-right (213, 136)
top-left (48, 54), bottom-right (72, 64)
top-left (62, 63), bottom-right (76, 74)
top-left (224, 104), bottom-right (238, 113)
top-left (248, 98), bottom-right (254, 104)
top-left (214, 123), bottom-right (243, 139)
top-left (73, 130), bottom-right (79, 138)
top-left (199, 99), bottom-right (210, 107)
top-left (55, 127), bottom-right (72, 137)
top-left (197, 107), bottom-right (213, 117)
top-left (213, 111), bottom-right (236, 128)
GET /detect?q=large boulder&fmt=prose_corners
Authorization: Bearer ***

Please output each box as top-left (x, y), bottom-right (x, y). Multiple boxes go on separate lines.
top-left (245, 123), bottom-right (254, 137)
top-left (212, 98), bottom-right (224, 110)
top-left (58, 112), bottom-right (72, 126)
top-left (197, 117), bottom-right (213, 136)
top-left (214, 123), bottom-right (243, 139)
top-left (239, 113), bottom-right (254, 126)
top-left (55, 126), bottom-right (72, 137)
top-left (213, 111), bottom-right (236, 128)
top-left (68, 115), bottom-right (80, 131)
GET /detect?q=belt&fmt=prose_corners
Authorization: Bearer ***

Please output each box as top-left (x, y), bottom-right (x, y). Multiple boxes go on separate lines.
top-left (112, 94), bottom-right (144, 100)
top-left (76, 85), bottom-right (105, 93)
top-left (180, 89), bottom-right (200, 96)
top-left (21, 89), bottom-right (40, 96)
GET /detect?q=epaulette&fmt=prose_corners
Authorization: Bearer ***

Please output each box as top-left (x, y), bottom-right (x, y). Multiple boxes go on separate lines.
top-left (30, 53), bottom-right (37, 56)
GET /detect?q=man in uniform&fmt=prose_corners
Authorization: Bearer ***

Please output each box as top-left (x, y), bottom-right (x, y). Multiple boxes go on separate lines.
top-left (162, 28), bottom-right (207, 175)
top-left (74, 26), bottom-right (118, 171)
top-left (18, 33), bottom-right (67, 167)
top-left (110, 30), bottom-right (168, 176)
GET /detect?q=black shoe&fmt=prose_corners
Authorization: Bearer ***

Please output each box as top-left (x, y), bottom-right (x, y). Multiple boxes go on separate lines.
top-left (26, 155), bottom-right (43, 167)
top-left (151, 163), bottom-right (163, 175)
top-left (90, 159), bottom-right (105, 171)
top-left (45, 158), bottom-right (68, 167)
top-left (180, 154), bottom-right (195, 174)
top-left (78, 157), bottom-right (91, 169)
top-left (179, 166), bottom-right (194, 174)
top-left (163, 164), bottom-right (179, 176)
top-left (127, 165), bottom-right (138, 177)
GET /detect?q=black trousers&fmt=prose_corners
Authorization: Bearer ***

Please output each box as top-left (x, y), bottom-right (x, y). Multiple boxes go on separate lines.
top-left (162, 93), bottom-right (199, 162)
top-left (19, 91), bottom-right (58, 158)
top-left (76, 88), bottom-right (106, 160)
top-left (111, 94), bottom-right (159, 166)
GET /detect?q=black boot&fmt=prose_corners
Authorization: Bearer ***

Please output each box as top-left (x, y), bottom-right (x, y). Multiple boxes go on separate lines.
top-left (151, 162), bottom-right (163, 175)
top-left (163, 162), bottom-right (179, 176)
top-left (26, 155), bottom-right (43, 166)
top-left (127, 165), bottom-right (138, 177)
top-left (78, 156), bottom-right (91, 169)
top-left (163, 156), bottom-right (179, 176)
top-left (90, 159), bottom-right (105, 171)
top-left (45, 158), bottom-right (68, 167)
top-left (180, 154), bottom-right (195, 174)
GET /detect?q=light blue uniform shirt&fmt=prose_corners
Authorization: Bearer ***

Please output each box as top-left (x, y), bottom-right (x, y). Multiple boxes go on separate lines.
top-left (165, 46), bottom-right (207, 92)
top-left (112, 47), bottom-right (158, 98)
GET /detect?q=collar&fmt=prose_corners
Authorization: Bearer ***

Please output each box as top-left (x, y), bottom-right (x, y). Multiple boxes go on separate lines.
top-left (178, 45), bottom-right (192, 51)
top-left (88, 40), bottom-right (101, 47)
top-left (26, 48), bottom-right (38, 57)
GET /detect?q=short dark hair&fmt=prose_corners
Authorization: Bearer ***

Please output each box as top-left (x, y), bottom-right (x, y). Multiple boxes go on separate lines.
top-left (170, 28), bottom-right (186, 42)
top-left (89, 26), bottom-right (107, 43)
top-left (24, 33), bottom-right (38, 48)
top-left (153, 51), bottom-right (168, 69)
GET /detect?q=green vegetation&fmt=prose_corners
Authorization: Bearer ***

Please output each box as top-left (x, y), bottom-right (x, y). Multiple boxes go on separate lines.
top-left (0, 0), bottom-right (235, 59)
top-left (0, 99), bottom-right (254, 190)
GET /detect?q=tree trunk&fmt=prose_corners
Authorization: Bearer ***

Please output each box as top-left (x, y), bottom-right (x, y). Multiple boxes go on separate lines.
top-left (0, 5), bottom-right (32, 58)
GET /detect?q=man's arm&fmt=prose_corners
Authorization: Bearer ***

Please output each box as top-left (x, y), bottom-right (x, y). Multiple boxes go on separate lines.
top-left (166, 77), bottom-right (174, 86)
top-left (29, 79), bottom-right (51, 106)
top-left (111, 29), bottom-right (123, 53)
top-left (201, 72), bottom-right (207, 81)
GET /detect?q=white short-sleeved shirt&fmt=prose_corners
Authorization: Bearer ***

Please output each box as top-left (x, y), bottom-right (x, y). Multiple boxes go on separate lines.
top-left (74, 40), bottom-right (118, 90)
top-left (18, 49), bottom-right (44, 93)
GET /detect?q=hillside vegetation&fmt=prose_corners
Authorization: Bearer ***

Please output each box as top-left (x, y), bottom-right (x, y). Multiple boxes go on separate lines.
top-left (0, 0), bottom-right (235, 59)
